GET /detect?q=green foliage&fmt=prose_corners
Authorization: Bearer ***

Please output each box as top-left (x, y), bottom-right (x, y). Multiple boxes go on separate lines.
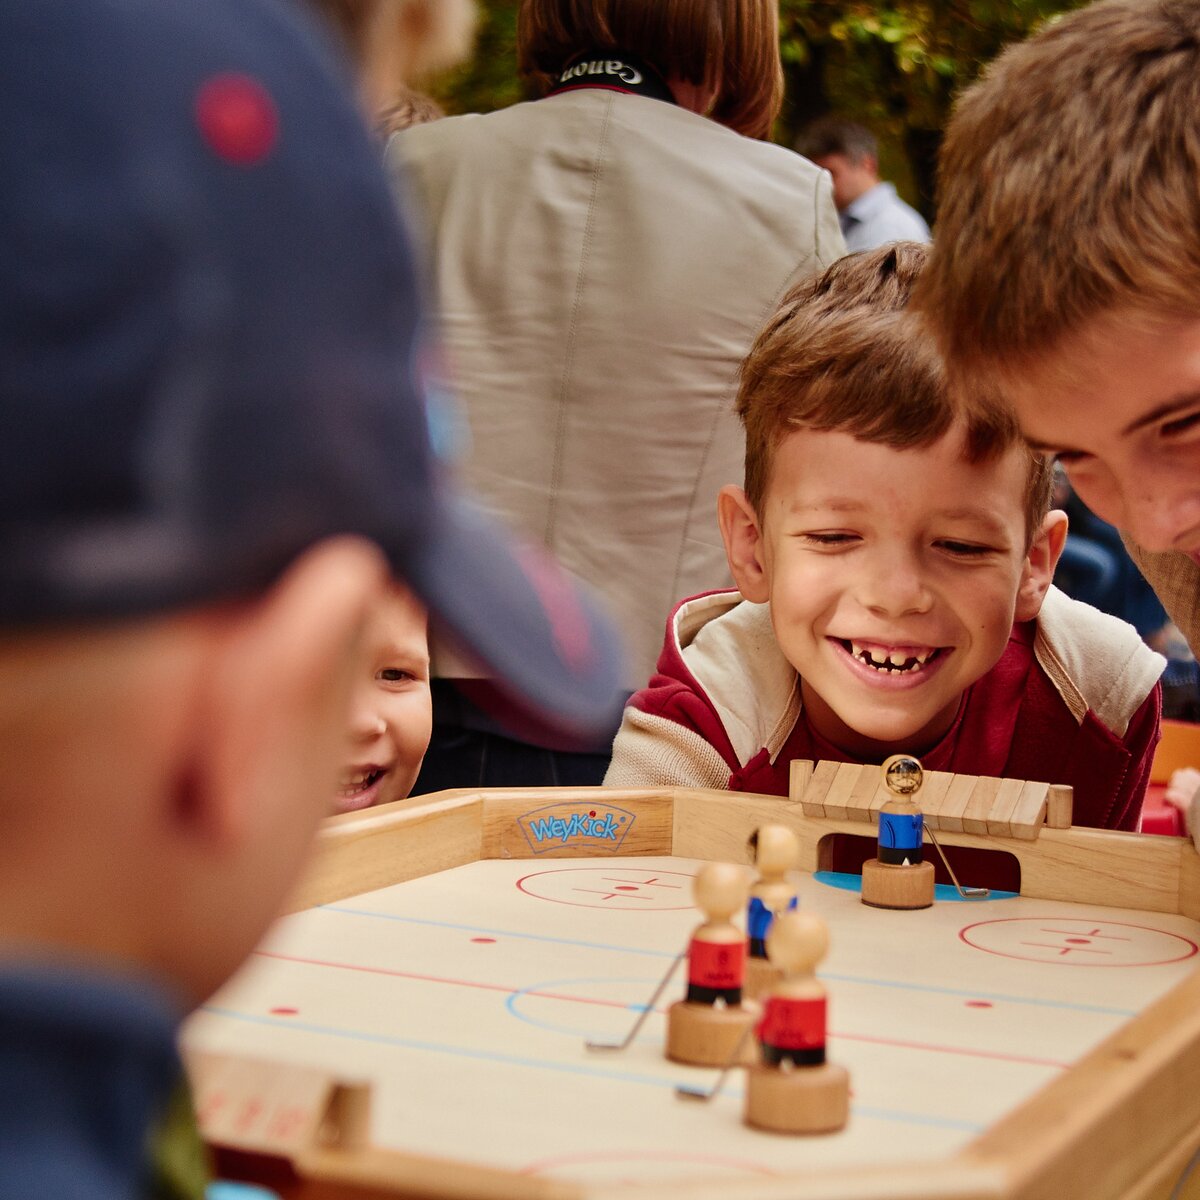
top-left (778, 0), bottom-right (1082, 133)
top-left (428, 0), bottom-right (523, 115)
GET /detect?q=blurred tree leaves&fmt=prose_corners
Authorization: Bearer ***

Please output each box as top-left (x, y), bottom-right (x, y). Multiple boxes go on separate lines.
top-left (427, 0), bottom-right (523, 115)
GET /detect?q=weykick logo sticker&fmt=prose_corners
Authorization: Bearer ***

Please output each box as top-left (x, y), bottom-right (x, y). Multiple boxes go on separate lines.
top-left (517, 803), bottom-right (635, 854)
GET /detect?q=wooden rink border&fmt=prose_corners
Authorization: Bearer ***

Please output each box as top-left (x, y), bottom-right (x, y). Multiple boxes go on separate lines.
top-left (195, 780), bottom-right (1200, 1200)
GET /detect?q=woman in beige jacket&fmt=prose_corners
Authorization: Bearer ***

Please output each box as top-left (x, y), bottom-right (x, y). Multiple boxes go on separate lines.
top-left (390, 0), bottom-right (845, 789)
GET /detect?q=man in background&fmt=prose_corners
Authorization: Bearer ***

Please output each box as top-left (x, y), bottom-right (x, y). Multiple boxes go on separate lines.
top-left (797, 115), bottom-right (930, 252)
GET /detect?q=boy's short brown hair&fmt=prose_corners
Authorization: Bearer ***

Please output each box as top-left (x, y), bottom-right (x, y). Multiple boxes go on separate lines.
top-left (914, 0), bottom-right (1200, 390)
top-left (738, 244), bottom-right (1053, 540)
top-left (517, 0), bottom-right (783, 140)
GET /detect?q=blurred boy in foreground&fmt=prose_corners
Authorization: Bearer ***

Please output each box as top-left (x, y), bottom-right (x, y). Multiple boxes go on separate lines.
top-left (0, 0), bottom-right (621, 1194)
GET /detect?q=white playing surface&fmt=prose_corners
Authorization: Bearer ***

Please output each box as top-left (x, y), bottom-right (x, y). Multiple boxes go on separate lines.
top-left (184, 857), bottom-right (1200, 1185)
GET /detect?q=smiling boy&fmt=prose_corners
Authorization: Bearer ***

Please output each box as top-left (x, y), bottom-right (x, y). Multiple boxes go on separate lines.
top-left (335, 587), bottom-right (432, 813)
top-left (606, 246), bottom-right (1164, 830)
top-left (912, 0), bottom-right (1200, 659)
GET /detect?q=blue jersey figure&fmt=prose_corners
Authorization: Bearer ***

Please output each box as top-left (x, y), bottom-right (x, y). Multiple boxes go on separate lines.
top-left (747, 893), bottom-right (799, 958)
top-left (877, 808), bottom-right (923, 866)
top-left (876, 753), bottom-right (926, 866)
top-left (862, 754), bottom-right (936, 911)
top-left (745, 825), bottom-right (802, 965)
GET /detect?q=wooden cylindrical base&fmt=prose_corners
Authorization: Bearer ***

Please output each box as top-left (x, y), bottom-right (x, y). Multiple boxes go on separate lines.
top-left (744, 1061), bottom-right (850, 1134)
top-left (744, 955), bottom-right (783, 1002)
top-left (665, 1000), bottom-right (757, 1067)
top-left (860, 859), bottom-right (935, 910)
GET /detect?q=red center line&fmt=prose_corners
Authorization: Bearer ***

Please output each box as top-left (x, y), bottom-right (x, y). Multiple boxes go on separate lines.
top-left (1022, 942), bottom-right (1111, 956)
top-left (253, 949), bottom-right (634, 1010)
top-left (834, 1030), bottom-right (1070, 1070)
top-left (599, 876), bottom-right (683, 890)
top-left (251, 950), bottom-right (1071, 1068)
top-left (1040, 927), bottom-right (1130, 942)
top-left (570, 888), bottom-right (660, 901)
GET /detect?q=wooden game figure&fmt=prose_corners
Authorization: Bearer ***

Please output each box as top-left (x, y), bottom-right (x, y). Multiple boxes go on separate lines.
top-left (744, 911), bottom-right (849, 1135)
top-left (860, 753), bottom-right (936, 910)
top-left (744, 824), bottom-right (801, 1000)
top-left (665, 862), bottom-right (758, 1068)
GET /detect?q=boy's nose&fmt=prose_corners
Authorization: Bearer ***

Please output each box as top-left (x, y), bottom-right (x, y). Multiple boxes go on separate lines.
top-left (856, 555), bottom-right (933, 617)
top-left (348, 703), bottom-right (387, 740)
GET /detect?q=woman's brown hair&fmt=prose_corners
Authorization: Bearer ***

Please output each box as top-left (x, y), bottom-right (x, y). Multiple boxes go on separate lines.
top-left (517, 0), bottom-right (783, 140)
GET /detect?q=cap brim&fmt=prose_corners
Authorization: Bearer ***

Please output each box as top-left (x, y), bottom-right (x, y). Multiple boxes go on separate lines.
top-left (401, 493), bottom-right (627, 740)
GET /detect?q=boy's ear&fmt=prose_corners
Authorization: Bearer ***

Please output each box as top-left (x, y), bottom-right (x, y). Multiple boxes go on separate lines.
top-left (1015, 508), bottom-right (1070, 622)
top-left (718, 485), bottom-right (770, 604)
top-left (181, 537), bottom-right (389, 848)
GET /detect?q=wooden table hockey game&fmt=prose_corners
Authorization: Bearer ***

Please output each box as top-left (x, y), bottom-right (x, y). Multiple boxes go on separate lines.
top-left (183, 768), bottom-right (1200, 1200)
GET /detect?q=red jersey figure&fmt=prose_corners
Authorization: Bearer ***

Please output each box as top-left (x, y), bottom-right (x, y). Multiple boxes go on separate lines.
top-left (745, 911), bottom-right (849, 1134)
top-left (666, 862), bottom-right (757, 1067)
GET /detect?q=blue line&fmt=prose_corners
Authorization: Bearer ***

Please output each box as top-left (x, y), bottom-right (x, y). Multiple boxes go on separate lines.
top-left (317, 906), bottom-right (1135, 1016)
top-left (851, 1106), bottom-right (982, 1134)
top-left (198, 1007), bottom-right (983, 1132)
top-left (321, 905), bottom-right (675, 958)
top-left (504, 975), bottom-right (665, 1037)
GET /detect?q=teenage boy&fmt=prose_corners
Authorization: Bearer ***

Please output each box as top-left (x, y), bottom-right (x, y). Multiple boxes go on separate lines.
top-left (0, 0), bottom-right (622, 1195)
top-left (606, 246), bottom-right (1163, 831)
top-left (913, 0), bottom-right (1200, 658)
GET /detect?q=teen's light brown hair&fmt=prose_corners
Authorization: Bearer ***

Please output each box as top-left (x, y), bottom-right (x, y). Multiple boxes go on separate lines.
top-left (517, 0), bottom-right (783, 140)
top-left (738, 244), bottom-right (1052, 540)
top-left (913, 0), bottom-right (1200, 389)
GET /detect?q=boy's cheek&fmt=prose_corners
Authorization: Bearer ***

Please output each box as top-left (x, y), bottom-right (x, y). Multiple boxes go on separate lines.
top-left (398, 688), bottom-right (434, 763)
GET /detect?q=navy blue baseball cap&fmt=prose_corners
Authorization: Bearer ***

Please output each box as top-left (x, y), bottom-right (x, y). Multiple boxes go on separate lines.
top-left (0, 0), bottom-right (625, 737)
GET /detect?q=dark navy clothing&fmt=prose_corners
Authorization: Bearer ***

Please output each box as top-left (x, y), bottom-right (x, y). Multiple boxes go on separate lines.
top-left (0, 961), bottom-right (183, 1199)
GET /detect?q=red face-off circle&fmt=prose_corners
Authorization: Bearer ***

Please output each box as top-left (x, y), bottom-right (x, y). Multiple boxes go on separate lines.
top-left (959, 917), bottom-right (1198, 966)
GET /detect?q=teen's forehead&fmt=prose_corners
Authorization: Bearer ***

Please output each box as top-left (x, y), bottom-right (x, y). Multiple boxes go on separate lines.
top-left (1004, 309), bottom-right (1200, 453)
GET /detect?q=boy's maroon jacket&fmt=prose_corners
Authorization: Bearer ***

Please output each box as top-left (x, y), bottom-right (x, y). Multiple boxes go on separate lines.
top-left (606, 588), bottom-right (1163, 831)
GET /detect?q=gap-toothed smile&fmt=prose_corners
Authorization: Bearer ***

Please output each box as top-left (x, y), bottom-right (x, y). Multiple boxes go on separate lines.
top-left (839, 640), bottom-right (945, 674)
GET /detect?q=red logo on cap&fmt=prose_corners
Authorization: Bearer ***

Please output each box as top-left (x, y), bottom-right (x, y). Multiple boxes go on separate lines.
top-left (195, 73), bottom-right (278, 165)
